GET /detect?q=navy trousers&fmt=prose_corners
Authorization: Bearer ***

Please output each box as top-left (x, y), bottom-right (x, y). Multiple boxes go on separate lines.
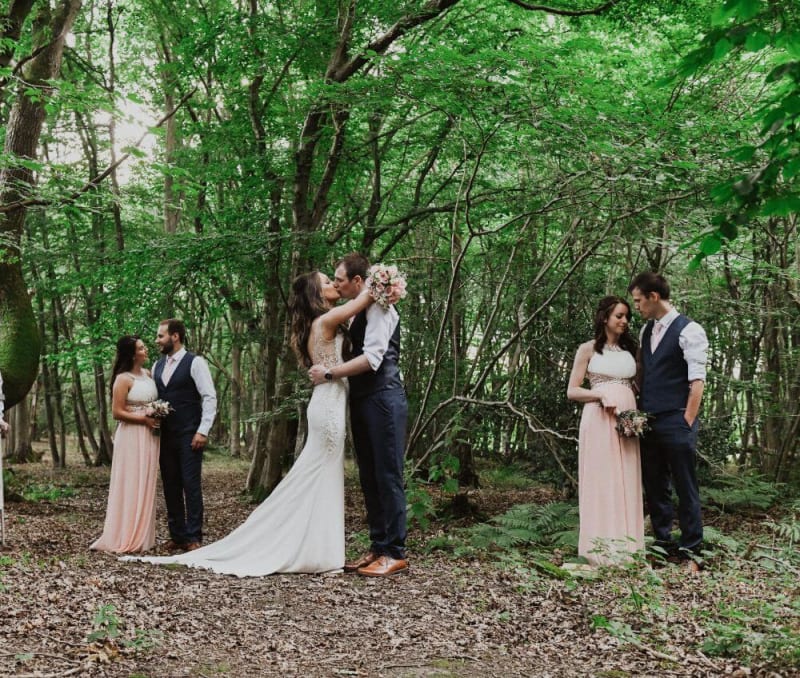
top-left (350, 387), bottom-right (408, 560)
top-left (640, 410), bottom-right (703, 554)
top-left (159, 431), bottom-right (204, 544)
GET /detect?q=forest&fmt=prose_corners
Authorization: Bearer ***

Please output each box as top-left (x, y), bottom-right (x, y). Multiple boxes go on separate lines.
top-left (1, 0), bottom-right (799, 676)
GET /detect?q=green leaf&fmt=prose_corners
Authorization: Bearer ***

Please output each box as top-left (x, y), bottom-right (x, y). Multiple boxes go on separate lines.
top-left (713, 37), bottom-right (734, 61)
top-left (710, 182), bottom-right (736, 204)
top-left (760, 196), bottom-right (800, 216)
top-left (782, 157), bottom-right (800, 180)
top-left (781, 95), bottom-right (800, 115)
top-left (737, 0), bottom-right (762, 21)
top-left (700, 234), bottom-right (723, 255)
top-left (744, 28), bottom-right (770, 53)
top-left (711, 0), bottom-right (739, 26)
top-left (122, 146), bottom-right (147, 158)
top-left (688, 253), bottom-right (707, 272)
top-left (727, 145), bottom-right (757, 162)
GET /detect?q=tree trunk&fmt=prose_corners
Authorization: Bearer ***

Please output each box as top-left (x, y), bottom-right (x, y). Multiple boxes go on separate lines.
top-left (0, 0), bottom-right (82, 406)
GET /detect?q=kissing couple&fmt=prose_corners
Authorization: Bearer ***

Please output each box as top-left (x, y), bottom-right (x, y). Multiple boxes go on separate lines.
top-left (128, 253), bottom-right (410, 577)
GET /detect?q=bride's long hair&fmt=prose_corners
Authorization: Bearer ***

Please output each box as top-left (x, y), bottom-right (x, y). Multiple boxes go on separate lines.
top-left (110, 335), bottom-right (139, 395)
top-left (290, 272), bottom-right (330, 368)
top-left (592, 296), bottom-right (637, 357)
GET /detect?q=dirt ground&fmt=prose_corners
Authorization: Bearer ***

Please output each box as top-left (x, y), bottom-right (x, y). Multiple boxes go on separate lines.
top-left (0, 453), bottom-right (790, 677)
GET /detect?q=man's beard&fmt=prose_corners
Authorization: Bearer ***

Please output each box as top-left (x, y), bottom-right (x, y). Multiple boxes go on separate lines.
top-left (159, 340), bottom-right (174, 355)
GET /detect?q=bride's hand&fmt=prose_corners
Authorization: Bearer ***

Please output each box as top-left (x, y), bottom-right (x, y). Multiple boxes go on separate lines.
top-left (600, 396), bottom-right (617, 416)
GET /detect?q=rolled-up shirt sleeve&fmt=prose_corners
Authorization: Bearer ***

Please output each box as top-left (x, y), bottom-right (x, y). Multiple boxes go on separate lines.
top-left (363, 304), bottom-right (399, 372)
top-left (680, 322), bottom-right (708, 382)
top-left (190, 357), bottom-right (217, 436)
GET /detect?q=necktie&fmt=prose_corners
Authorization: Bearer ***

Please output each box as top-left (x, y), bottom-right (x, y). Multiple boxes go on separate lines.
top-left (162, 357), bottom-right (177, 385)
top-left (651, 322), bottom-right (665, 352)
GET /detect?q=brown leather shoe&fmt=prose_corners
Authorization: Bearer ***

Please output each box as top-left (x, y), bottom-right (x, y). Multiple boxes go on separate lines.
top-left (344, 551), bottom-right (378, 573)
top-left (184, 542), bottom-right (202, 552)
top-left (357, 555), bottom-right (409, 577)
top-left (163, 539), bottom-right (185, 552)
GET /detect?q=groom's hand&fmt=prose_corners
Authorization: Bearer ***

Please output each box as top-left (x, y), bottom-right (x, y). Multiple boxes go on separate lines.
top-left (309, 364), bottom-right (326, 385)
top-left (191, 433), bottom-right (208, 451)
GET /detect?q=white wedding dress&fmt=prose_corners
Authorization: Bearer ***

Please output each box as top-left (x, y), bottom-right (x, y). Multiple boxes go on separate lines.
top-left (125, 329), bottom-right (347, 576)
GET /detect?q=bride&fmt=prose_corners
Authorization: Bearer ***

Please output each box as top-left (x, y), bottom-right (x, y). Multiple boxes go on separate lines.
top-left (126, 271), bottom-right (376, 575)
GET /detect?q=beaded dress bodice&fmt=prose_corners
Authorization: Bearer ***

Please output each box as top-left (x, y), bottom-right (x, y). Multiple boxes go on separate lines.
top-left (587, 347), bottom-right (636, 389)
top-left (124, 372), bottom-right (158, 409)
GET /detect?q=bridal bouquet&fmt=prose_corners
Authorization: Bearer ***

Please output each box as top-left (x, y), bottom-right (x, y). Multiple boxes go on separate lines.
top-left (145, 399), bottom-right (174, 436)
top-left (615, 409), bottom-right (650, 438)
top-left (365, 263), bottom-right (408, 309)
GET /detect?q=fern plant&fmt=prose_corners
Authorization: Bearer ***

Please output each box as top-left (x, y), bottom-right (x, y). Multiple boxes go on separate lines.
top-left (702, 474), bottom-right (780, 512)
top-left (428, 501), bottom-right (579, 566)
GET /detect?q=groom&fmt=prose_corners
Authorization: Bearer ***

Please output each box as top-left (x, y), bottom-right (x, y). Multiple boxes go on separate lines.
top-left (628, 272), bottom-right (708, 570)
top-left (153, 319), bottom-right (217, 552)
top-left (309, 253), bottom-right (409, 577)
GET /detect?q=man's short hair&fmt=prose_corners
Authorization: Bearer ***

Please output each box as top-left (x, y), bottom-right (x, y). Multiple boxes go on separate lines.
top-left (336, 252), bottom-right (369, 281)
top-left (160, 318), bottom-right (187, 344)
top-left (628, 272), bottom-right (670, 300)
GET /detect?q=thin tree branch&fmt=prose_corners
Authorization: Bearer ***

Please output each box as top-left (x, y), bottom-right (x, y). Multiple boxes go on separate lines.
top-left (0, 87), bottom-right (197, 214)
top-left (505, 0), bottom-right (619, 16)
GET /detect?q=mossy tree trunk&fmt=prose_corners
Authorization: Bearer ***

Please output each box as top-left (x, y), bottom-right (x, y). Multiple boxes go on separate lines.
top-left (0, 0), bottom-right (82, 408)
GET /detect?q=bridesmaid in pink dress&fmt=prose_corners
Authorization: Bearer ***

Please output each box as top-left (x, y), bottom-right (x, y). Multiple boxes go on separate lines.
top-left (567, 296), bottom-right (645, 566)
top-left (91, 336), bottom-right (161, 553)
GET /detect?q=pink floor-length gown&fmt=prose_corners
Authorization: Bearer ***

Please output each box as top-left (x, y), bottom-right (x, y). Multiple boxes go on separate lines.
top-left (91, 373), bottom-right (160, 554)
top-left (578, 348), bottom-right (645, 566)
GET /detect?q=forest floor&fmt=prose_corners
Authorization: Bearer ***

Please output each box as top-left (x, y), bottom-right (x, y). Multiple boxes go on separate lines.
top-left (0, 449), bottom-right (798, 678)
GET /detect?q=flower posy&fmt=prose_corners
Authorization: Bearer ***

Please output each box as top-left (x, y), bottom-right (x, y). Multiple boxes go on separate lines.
top-left (145, 400), bottom-right (173, 419)
top-left (366, 263), bottom-right (408, 309)
top-left (615, 409), bottom-right (650, 438)
top-left (145, 399), bottom-right (173, 437)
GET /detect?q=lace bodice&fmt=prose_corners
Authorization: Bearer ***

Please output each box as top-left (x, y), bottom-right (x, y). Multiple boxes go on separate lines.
top-left (311, 325), bottom-right (344, 369)
top-left (587, 347), bottom-right (636, 389)
top-left (124, 372), bottom-right (158, 407)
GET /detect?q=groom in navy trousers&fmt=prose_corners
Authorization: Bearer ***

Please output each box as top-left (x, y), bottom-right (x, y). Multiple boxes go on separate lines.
top-left (309, 252), bottom-right (409, 577)
top-left (629, 272), bottom-right (708, 571)
top-left (154, 319), bottom-right (217, 552)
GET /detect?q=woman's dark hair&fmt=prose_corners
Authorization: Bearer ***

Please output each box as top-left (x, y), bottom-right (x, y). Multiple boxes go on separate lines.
top-left (111, 335), bottom-right (139, 395)
top-left (593, 296), bottom-right (637, 357)
top-left (290, 273), bottom-right (328, 368)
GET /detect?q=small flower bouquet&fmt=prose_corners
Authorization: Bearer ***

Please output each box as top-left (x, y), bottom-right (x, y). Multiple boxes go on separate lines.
top-left (615, 409), bottom-right (650, 438)
top-left (365, 263), bottom-right (408, 309)
top-left (145, 399), bottom-right (173, 436)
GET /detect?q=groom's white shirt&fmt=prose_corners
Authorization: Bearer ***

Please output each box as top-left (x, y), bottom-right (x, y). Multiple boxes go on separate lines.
top-left (639, 308), bottom-right (708, 382)
top-left (160, 347), bottom-right (218, 437)
top-left (362, 304), bottom-right (400, 372)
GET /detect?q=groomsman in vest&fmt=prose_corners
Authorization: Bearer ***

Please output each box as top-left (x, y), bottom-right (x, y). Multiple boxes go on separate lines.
top-left (154, 319), bottom-right (217, 552)
top-left (309, 253), bottom-right (409, 577)
top-left (628, 272), bottom-right (708, 572)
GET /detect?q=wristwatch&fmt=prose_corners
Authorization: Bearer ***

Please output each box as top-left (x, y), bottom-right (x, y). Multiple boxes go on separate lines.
top-left (324, 369), bottom-right (333, 382)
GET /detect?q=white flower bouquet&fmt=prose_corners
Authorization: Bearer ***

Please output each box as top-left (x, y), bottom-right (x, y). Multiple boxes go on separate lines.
top-left (365, 263), bottom-right (408, 309)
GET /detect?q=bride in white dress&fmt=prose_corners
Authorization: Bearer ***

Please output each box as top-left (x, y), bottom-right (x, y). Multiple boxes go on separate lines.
top-left (125, 272), bottom-right (376, 576)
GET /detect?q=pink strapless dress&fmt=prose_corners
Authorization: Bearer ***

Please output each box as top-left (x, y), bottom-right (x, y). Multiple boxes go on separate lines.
top-left (578, 348), bottom-right (644, 565)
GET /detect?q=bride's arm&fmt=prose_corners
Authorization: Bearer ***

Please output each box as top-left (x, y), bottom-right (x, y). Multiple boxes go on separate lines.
top-left (317, 290), bottom-right (373, 338)
top-left (566, 342), bottom-right (603, 404)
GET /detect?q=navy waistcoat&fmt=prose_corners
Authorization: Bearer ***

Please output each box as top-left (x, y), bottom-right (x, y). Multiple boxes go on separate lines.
top-left (154, 353), bottom-right (201, 435)
top-left (640, 315), bottom-right (692, 414)
top-left (348, 310), bottom-right (403, 399)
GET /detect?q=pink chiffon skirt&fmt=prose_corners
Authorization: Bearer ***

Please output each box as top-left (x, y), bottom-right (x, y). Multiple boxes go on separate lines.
top-left (578, 383), bottom-right (645, 565)
top-left (91, 421), bottom-right (160, 554)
